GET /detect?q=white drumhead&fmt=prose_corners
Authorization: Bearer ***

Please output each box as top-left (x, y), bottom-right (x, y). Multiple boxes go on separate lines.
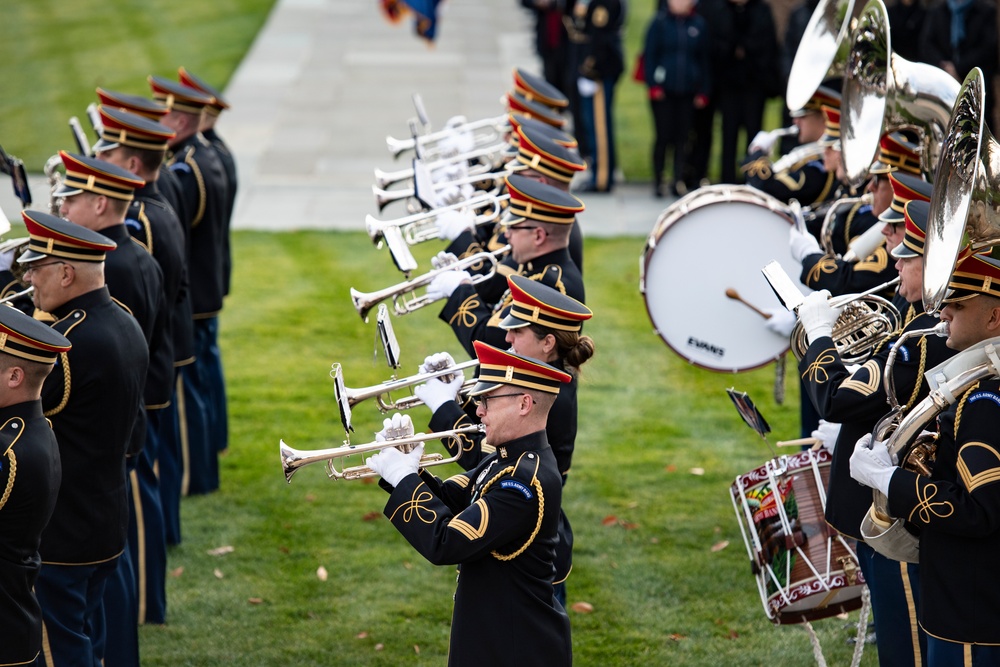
top-left (641, 185), bottom-right (809, 373)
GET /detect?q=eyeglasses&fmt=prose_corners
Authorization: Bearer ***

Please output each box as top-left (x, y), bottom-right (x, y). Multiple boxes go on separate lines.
top-left (507, 225), bottom-right (538, 233)
top-left (23, 261), bottom-right (66, 277)
top-left (473, 392), bottom-right (525, 410)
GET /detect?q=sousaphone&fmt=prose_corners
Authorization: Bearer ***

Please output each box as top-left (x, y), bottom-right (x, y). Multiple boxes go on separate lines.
top-left (840, 0), bottom-right (961, 187)
top-left (785, 0), bottom-right (861, 112)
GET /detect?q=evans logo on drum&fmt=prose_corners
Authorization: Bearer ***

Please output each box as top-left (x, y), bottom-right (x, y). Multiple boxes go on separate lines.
top-left (687, 337), bottom-right (725, 358)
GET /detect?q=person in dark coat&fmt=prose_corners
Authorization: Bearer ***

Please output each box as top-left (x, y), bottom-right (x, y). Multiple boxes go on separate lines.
top-left (0, 306), bottom-right (71, 666)
top-left (643, 0), bottom-right (711, 197)
top-left (367, 342), bottom-right (573, 667)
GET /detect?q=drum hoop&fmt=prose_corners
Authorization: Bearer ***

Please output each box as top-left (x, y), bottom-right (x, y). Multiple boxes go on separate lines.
top-left (640, 186), bottom-right (795, 373)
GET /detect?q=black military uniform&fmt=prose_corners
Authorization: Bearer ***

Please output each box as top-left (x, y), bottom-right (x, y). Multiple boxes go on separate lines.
top-left (0, 307), bottom-right (71, 666)
top-left (379, 343), bottom-right (572, 667)
top-left (150, 75), bottom-right (229, 495)
top-left (883, 253), bottom-right (1000, 653)
top-left (798, 201), bottom-right (952, 666)
top-left (441, 174), bottom-right (585, 358)
top-left (18, 212), bottom-right (148, 667)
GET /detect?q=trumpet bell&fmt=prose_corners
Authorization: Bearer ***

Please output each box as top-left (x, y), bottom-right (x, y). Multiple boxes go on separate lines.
top-left (841, 0), bottom-right (960, 187)
top-left (924, 67), bottom-right (1000, 314)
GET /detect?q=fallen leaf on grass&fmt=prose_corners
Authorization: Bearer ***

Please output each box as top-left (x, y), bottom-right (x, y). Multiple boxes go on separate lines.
top-left (356, 632), bottom-right (369, 639)
top-left (248, 597), bottom-right (263, 605)
top-left (668, 633), bottom-right (686, 642)
top-left (304, 493), bottom-right (316, 503)
top-left (601, 515), bottom-right (618, 526)
top-left (413, 645), bottom-right (421, 655)
top-left (621, 521), bottom-right (640, 530)
top-left (570, 601), bottom-right (594, 613)
top-left (665, 464), bottom-right (677, 473)
top-left (361, 477), bottom-right (376, 486)
top-left (207, 545), bottom-right (234, 556)
top-left (170, 567), bottom-right (184, 578)
top-left (317, 566), bottom-right (328, 581)
top-left (403, 561), bottom-right (414, 570)
top-left (213, 568), bottom-right (224, 579)
top-left (689, 467), bottom-right (705, 476)
top-left (375, 643), bottom-right (384, 651)
top-left (727, 630), bottom-right (739, 639)
top-left (278, 546), bottom-right (290, 554)
top-left (361, 511), bottom-right (381, 522)
top-left (710, 541), bottom-right (729, 552)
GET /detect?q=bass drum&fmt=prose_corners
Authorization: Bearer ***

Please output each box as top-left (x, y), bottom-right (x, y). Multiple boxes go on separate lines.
top-left (640, 185), bottom-right (809, 372)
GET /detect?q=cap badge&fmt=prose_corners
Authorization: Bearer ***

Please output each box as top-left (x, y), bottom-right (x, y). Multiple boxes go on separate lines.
top-left (505, 365), bottom-right (514, 381)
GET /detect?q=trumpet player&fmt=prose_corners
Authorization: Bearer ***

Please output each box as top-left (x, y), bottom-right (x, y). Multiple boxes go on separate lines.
top-left (742, 85), bottom-right (839, 209)
top-left (851, 250), bottom-right (1000, 665)
top-left (366, 342), bottom-right (573, 667)
top-left (797, 200), bottom-right (956, 667)
top-left (428, 174), bottom-right (585, 357)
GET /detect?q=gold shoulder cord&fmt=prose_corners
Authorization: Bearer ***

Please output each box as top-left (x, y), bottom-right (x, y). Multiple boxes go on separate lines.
top-left (479, 455), bottom-right (545, 561)
top-left (0, 417), bottom-right (26, 511)
top-left (185, 149), bottom-right (207, 228)
top-left (902, 337), bottom-right (929, 410)
top-left (953, 381), bottom-right (982, 436)
top-left (44, 351), bottom-right (72, 418)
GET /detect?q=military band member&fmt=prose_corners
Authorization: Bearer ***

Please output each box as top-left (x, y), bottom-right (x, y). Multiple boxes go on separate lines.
top-left (797, 200), bottom-right (956, 666)
top-left (791, 132), bottom-right (923, 298)
top-left (851, 251), bottom-right (1000, 665)
top-left (429, 174), bottom-right (585, 358)
top-left (512, 66), bottom-right (570, 112)
top-left (149, 74), bottom-right (230, 494)
top-left (742, 85), bottom-right (840, 208)
top-left (366, 342), bottom-right (573, 667)
top-left (18, 211), bottom-right (148, 667)
top-left (0, 306), bottom-right (71, 666)
top-left (94, 104), bottom-right (192, 550)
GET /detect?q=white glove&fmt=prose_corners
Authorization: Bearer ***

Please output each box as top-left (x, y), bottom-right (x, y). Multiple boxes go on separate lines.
top-left (577, 77), bottom-right (598, 97)
top-left (419, 351), bottom-right (457, 374)
top-left (789, 225), bottom-right (822, 263)
top-left (434, 209), bottom-right (476, 241)
top-left (811, 419), bottom-right (841, 454)
top-left (414, 375), bottom-right (465, 413)
top-left (431, 251), bottom-right (458, 270)
top-left (435, 184), bottom-right (474, 208)
top-left (749, 130), bottom-right (778, 154)
top-left (763, 307), bottom-right (797, 337)
top-left (367, 442), bottom-right (424, 487)
top-left (425, 269), bottom-right (472, 302)
top-left (797, 290), bottom-right (842, 344)
top-left (849, 433), bottom-right (896, 496)
top-left (0, 248), bottom-right (15, 273)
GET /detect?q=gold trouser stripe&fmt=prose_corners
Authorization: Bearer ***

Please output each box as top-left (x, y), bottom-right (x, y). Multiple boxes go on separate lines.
top-left (593, 82), bottom-right (609, 190)
top-left (41, 618), bottom-right (53, 666)
top-left (899, 561), bottom-right (922, 665)
top-left (177, 374), bottom-right (191, 497)
top-left (130, 468), bottom-right (147, 624)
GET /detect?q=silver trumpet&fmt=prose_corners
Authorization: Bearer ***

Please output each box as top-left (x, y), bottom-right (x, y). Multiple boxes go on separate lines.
top-left (372, 169), bottom-right (511, 212)
top-left (279, 424), bottom-right (484, 482)
top-left (333, 360), bottom-right (478, 412)
top-left (351, 244), bottom-right (510, 322)
top-left (386, 115), bottom-right (509, 160)
top-left (365, 193), bottom-right (506, 247)
top-left (0, 286), bottom-right (33, 304)
top-left (374, 141), bottom-right (510, 189)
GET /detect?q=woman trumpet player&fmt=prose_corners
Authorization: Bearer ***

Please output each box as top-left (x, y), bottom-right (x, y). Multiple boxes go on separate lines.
top-left (414, 274), bottom-right (594, 605)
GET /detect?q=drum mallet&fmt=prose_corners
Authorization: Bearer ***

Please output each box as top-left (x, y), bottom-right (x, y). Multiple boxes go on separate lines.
top-left (725, 288), bottom-right (771, 320)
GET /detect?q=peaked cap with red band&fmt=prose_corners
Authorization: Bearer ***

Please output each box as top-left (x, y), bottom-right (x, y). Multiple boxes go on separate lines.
top-left (818, 105), bottom-right (841, 147)
top-left (944, 252), bottom-right (1000, 302)
top-left (880, 171), bottom-right (933, 224)
top-left (500, 274), bottom-right (592, 332)
top-left (508, 125), bottom-right (586, 184)
top-left (508, 114), bottom-right (578, 149)
top-left (506, 92), bottom-right (566, 129)
top-left (96, 87), bottom-right (168, 120)
top-left (469, 340), bottom-right (572, 396)
top-left (148, 75), bottom-right (214, 114)
top-left (0, 302), bottom-right (71, 364)
top-left (18, 210), bottom-right (117, 264)
top-left (501, 173), bottom-right (584, 226)
top-left (871, 131), bottom-right (922, 176)
top-left (54, 151), bottom-right (145, 202)
top-left (891, 199), bottom-right (931, 259)
top-left (94, 106), bottom-right (176, 153)
top-left (512, 67), bottom-right (568, 110)
top-left (791, 84), bottom-right (841, 118)
top-left (178, 66), bottom-right (230, 115)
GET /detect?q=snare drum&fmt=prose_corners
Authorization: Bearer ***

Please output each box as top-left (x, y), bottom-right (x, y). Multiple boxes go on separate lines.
top-left (640, 185), bottom-right (808, 372)
top-left (730, 448), bottom-right (866, 625)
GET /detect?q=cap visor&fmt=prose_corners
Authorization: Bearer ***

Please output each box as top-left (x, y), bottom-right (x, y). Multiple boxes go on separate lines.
top-left (499, 311), bottom-right (532, 330)
top-left (942, 288), bottom-right (980, 303)
top-left (93, 138), bottom-right (121, 153)
top-left (53, 184), bottom-right (83, 198)
top-left (878, 210), bottom-right (904, 224)
top-left (17, 249), bottom-right (48, 264)
top-left (890, 243), bottom-right (918, 259)
top-left (468, 380), bottom-right (504, 397)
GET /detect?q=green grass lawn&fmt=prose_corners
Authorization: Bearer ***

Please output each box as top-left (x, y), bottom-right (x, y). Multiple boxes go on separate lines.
top-left (132, 230), bottom-right (877, 665)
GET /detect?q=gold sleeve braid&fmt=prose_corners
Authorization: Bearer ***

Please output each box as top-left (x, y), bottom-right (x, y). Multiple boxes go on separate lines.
top-left (478, 454), bottom-right (545, 562)
top-left (184, 149), bottom-right (207, 228)
top-left (0, 417), bottom-right (25, 512)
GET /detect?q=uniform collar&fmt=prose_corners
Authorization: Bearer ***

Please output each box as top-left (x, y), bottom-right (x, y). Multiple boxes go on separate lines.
top-left (49, 286), bottom-right (113, 320)
top-left (492, 429), bottom-right (550, 462)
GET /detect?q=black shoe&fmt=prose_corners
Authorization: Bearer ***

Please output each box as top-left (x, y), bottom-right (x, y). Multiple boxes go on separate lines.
top-left (653, 184), bottom-right (663, 198)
